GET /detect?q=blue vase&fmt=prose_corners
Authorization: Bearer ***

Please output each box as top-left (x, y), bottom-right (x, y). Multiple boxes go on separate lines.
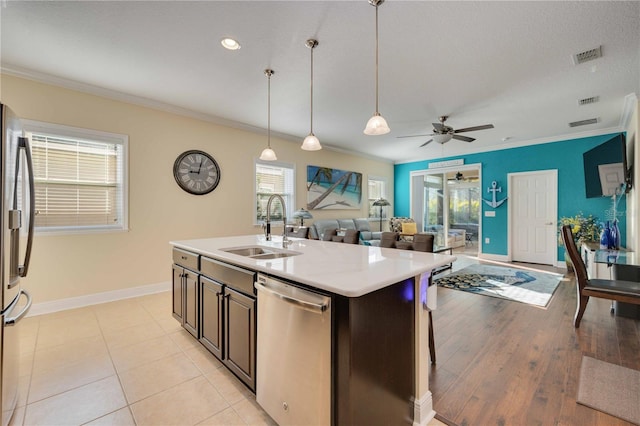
top-left (600, 222), bottom-right (610, 249)
top-left (612, 219), bottom-right (621, 249)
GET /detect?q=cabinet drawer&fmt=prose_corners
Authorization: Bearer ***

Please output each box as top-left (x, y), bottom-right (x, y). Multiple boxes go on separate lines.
top-left (173, 248), bottom-right (199, 271)
top-left (201, 256), bottom-right (256, 296)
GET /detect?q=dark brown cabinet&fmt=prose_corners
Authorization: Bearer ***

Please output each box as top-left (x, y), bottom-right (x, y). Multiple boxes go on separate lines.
top-left (200, 276), bottom-right (223, 359)
top-left (172, 265), bottom-right (199, 338)
top-left (224, 287), bottom-right (256, 390)
top-left (172, 248), bottom-right (256, 392)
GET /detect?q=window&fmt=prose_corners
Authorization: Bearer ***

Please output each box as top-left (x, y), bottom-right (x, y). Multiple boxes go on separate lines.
top-left (255, 160), bottom-right (295, 224)
top-left (23, 121), bottom-right (128, 234)
top-left (368, 177), bottom-right (387, 218)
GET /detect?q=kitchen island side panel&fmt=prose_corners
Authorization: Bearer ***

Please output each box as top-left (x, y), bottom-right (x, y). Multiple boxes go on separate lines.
top-left (335, 278), bottom-right (416, 425)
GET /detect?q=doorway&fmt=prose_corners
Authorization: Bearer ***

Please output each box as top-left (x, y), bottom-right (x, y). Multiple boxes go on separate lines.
top-left (410, 164), bottom-right (481, 252)
top-left (508, 170), bottom-right (558, 265)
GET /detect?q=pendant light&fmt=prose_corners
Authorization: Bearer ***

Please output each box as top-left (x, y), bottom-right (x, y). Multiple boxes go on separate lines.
top-left (260, 69), bottom-right (277, 161)
top-left (301, 39), bottom-right (322, 151)
top-left (363, 0), bottom-right (390, 136)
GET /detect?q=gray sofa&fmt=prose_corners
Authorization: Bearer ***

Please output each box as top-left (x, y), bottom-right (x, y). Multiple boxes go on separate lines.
top-left (308, 218), bottom-right (382, 244)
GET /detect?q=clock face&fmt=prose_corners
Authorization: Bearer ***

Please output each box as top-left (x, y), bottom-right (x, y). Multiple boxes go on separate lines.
top-left (173, 150), bottom-right (221, 195)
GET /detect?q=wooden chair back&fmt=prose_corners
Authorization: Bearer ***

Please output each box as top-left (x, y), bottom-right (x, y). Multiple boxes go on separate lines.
top-left (561, 224), bottom-right (588, 290)
top-left (380, 232), bottom-right (399, 248)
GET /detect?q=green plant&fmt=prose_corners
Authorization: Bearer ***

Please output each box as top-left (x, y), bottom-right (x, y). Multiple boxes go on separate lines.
top-left (558, 213), bottom-right (602, 245)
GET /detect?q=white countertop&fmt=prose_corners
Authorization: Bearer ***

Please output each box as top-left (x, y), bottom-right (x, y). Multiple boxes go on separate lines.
top-left (171, 235), bottom-right (457, 297)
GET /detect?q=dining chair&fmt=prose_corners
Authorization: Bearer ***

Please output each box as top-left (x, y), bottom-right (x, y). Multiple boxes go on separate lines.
top-left (380, 232), bottom-right (398, 248)
top-left (561, 224), bottom-right (640, 327)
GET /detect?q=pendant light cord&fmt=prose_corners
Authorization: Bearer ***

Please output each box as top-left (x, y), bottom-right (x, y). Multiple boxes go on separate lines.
top-left (267, 70), bottom-right (271, 148)
top-left (375, 3), bottom-right (379, 114)
top-left (310, 44), bottom-right (314, 134)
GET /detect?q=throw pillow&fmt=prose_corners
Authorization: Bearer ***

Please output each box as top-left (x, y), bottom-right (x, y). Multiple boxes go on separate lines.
top-left (401, 222), bottom-right (417, 235)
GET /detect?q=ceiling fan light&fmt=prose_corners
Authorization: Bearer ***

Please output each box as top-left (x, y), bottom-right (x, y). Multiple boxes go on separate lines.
top-left (364, 113), bottom-right (390, 135)
top-left (432, 133), bottom-right (453, 144)
top-left (301, 133), bottom-right (322, 151)
top-left (259, 147), bottom-right (277, 161)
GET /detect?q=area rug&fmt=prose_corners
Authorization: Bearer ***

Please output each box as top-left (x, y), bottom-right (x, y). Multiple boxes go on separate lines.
top-left (434, 264), bottom-right (563, 307)
top-left (577, 356), bottom-right (640, 425)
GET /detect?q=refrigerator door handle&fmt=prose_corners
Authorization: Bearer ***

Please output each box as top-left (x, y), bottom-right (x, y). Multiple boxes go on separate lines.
top-left (17, 136), bottom-right (35, 278)
top-left (3, 289), bottom-right (32, 326)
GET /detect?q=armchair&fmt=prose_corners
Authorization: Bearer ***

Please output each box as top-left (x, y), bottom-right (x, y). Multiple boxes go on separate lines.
top-left (389, 217), bottom-right (417, 241)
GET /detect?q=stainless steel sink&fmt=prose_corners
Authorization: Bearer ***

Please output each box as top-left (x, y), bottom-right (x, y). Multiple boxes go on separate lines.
top-left (251, 252), bottom-right (300, 260)
top-left (220, 245), bottom-right (301, 260)
top-left (222, 247), bottom-right (271, 256)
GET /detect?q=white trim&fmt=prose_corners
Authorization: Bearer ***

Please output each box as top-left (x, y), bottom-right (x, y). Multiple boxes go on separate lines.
top-left (620, 92), bottom-right (638, 129)
top-left (2, 65), bottom-right (393, 164)
top-left (396, 126), bottom-right (626, 165)
top-left (412, 391), bottom-right (436, 426)
top-left (477, 252), bottom-right (509, 262)
top-left (26, 281), bottom-right (170, 317)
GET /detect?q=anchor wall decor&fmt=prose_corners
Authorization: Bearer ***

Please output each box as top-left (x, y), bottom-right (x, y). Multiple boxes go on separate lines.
top-left (483, 180), bottom-right (508, 208)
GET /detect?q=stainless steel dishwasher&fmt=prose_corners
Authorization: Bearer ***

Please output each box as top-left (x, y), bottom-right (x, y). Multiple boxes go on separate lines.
top-left (255, 274), bottom-right (331, 426)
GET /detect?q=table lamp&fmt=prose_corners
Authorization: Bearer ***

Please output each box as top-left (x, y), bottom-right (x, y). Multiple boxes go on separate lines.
top-left (293, 208), bottom-right (313, 226)
top-left (372, 198), bottom-right (390, 231)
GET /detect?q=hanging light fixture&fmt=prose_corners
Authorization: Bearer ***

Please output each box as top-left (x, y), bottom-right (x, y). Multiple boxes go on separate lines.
top-left (260, 69), bottom-right (277, 161)
top-left (363, 0), bottom-right (390, 136)
top-left (301, 39), bottom-right (322, 151)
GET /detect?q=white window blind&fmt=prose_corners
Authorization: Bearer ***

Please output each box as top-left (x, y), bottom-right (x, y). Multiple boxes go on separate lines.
top-left (255, 160), bottom-right (295, 223)
top-left (25, 124), bottom-right (127, 233)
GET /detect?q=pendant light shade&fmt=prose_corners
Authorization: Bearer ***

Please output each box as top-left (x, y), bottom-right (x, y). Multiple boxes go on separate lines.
top-left (260, 69), bottom-right (277, 161)
top-left (364, 0), bottom-right (390, 136)
top-left (301, 39), bottom-right (322, 151)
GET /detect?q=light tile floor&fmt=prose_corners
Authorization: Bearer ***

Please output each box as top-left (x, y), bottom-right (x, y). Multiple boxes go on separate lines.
top-left (13, 291), bottom-right (447, 426)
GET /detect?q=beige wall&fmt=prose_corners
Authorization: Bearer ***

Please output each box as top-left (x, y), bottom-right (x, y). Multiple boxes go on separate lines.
top-left (1, 74), bottom-right (393, 304)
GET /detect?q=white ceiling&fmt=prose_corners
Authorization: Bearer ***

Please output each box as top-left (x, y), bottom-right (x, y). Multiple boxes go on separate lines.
top-left (1, 1), bottom-right (639, 164)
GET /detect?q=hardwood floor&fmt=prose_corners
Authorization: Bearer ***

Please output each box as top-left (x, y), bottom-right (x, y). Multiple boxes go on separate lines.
top-left (430, 256), bottom-right (640, 426)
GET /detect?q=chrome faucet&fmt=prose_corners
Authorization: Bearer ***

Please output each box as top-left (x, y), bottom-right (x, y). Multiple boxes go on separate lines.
top-left (265, 194), bottom-right (289, 246)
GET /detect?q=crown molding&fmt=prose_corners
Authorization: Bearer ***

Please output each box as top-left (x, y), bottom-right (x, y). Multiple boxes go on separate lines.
top-left (1, 65), bottom-right (392, 163)
top-left (620, 92), bottom-right (638, 129)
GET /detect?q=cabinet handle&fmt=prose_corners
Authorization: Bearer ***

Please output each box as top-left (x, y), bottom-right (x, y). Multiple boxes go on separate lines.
top-left (181, 256), bottom-right (188, 260)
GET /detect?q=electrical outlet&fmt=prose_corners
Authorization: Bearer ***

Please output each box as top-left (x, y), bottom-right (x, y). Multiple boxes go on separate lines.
top-left (485, 237), bottom-right (490, 244)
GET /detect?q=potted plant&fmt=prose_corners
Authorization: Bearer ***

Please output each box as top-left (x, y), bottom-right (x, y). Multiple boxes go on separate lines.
top-left (558, 213), bottom-right (602, 271)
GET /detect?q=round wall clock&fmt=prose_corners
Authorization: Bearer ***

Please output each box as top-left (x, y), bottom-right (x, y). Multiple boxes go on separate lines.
top-left (173, 150), bottom-right (221, 195)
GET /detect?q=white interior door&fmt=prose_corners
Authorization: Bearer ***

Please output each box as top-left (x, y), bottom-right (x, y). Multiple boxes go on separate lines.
top-left (509, 170), bottom-right (557, 265)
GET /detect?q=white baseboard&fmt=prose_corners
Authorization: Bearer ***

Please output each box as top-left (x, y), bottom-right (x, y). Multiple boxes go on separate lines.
top-left (412, 391), bottom-right (436, 426)
top-left (477, 252), bottom-right (509, 262)
top-left (27, 281), bottom-right (171, 317)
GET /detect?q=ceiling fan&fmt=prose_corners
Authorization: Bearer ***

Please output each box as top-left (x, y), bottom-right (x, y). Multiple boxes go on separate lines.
top-left (398, 115), bottom-right (494, 147)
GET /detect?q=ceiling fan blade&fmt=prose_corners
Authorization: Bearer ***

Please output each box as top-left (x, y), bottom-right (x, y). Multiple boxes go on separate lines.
top-left (452, 134), bottom-right (475, 143)
top-left (454, 124), bottom-right (494, 133)
top-left (419, 139), bottom-right (433, 147)
top-left (432, 122), bottom-right (445, 132)
top-left (396, 133), bottom-right (434, 139)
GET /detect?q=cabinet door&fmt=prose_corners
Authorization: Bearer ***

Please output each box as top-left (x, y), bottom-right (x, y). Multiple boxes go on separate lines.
top-left (172, 264), bottom-right (184, 323)
top-left (200, 276), bottom-right (223, 359)
top-left (183, 269), bottom-right (199, 338)
top-left (224, 287), bottom-right (256, 391)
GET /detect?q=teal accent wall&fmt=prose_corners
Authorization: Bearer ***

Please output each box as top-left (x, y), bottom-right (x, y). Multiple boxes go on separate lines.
top-left (394, 133), bottom-right (627, 260)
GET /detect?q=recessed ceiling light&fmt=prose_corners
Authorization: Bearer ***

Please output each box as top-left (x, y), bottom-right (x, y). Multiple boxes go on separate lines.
top-left (221, 38), bottom-right (241, 51)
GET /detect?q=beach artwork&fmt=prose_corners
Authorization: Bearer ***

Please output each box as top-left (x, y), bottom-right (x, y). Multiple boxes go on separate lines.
top-left (306, 165), bottom-right (362, 210)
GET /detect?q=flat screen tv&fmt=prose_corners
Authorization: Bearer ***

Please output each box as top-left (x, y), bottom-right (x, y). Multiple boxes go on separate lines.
top-left (583, 133), bottom-right (632, 198)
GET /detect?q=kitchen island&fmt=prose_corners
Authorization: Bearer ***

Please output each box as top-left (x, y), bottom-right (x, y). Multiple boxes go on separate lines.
top-left (171, 234), bottom-right (456, 426)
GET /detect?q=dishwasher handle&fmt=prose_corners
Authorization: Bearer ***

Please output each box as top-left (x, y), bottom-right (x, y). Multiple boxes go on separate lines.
top-left (255, 281), bottom-right (328, 314)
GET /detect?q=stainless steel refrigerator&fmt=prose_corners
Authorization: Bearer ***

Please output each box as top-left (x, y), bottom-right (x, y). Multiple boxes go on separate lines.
top-left (0, 103), bottom-right (34, 426)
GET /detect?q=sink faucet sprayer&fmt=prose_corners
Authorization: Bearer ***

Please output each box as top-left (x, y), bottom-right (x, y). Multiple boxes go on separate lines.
top-left (264, 194), bottom-right (289, 246)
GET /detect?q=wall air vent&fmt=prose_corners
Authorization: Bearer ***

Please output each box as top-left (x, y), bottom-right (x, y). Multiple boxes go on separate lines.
top-left (572, 46), bottom-right (602, 65)
top-left (569, 118), bottom-right (599, 128)
top-left (578, 96), bottom-right (599, 106)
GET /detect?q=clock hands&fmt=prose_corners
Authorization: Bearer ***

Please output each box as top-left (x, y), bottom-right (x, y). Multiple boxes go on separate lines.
top-left (189, 162), bottom-right (203, 174)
